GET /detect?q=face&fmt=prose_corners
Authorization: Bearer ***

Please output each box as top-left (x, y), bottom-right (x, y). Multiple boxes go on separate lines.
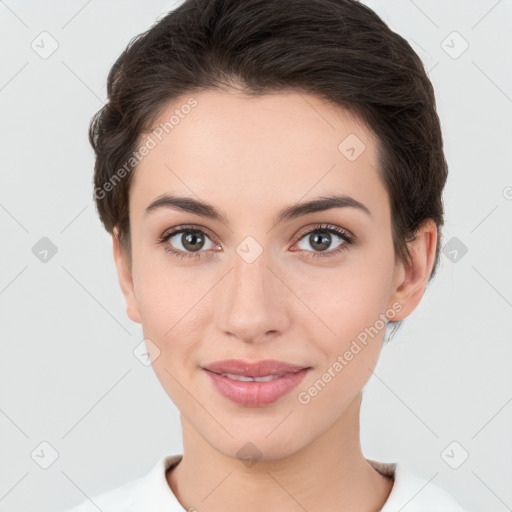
top-left (113, 89), bottom-right (435, 461)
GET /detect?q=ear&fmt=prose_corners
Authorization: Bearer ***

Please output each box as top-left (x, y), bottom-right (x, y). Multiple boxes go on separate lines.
top-left (112, 231), bottom-right (141, 324)
top-left (387, 218), bottom-right (438, 321)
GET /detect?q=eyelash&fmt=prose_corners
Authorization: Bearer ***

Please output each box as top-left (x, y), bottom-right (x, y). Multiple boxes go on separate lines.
top-left (156, 223), bottom-right (355, 261)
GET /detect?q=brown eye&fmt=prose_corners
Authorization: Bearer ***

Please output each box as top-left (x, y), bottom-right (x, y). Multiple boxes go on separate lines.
top-left (293, 224), bottom-right (354, 259)
top-left (178, 231), bottom-right (206, 252)
top-left (303, 231), bottom-right (335, 252)
top-left (158, 226), bottom-right (216, 259)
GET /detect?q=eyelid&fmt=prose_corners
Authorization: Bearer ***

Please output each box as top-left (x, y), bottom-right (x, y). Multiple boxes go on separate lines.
top-left (295, 223), bottom-right (354, 243)
top-left (159, 223), bottom-right (218, 243)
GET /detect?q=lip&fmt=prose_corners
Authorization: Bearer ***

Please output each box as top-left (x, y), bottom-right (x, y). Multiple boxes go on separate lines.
top-left (202, 359), bottom-right (309, 377)
top-left (202, 359), bottom-right (311, 407)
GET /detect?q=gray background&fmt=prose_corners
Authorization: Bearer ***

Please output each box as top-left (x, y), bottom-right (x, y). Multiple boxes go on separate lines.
top-left (1, 1), bottom-right (511, 511)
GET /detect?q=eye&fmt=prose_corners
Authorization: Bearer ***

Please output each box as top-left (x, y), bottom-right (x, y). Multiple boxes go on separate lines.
top-left (292, 224), bottom-right (354, 259)
top-left (157, 225), bottom-right (218, 260)
top-left (157, 223), bottom-right (355, 261)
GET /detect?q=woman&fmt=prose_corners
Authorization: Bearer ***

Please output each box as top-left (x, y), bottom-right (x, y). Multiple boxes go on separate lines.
top-left (68, 0), bottom-right (466, 510)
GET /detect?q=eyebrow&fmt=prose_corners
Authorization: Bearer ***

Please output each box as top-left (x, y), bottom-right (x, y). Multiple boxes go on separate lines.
top-left (144, 193), bottom-right (372, 225)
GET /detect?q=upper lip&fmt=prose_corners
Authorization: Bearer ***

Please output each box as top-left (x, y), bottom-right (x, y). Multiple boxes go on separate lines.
top-left (202, 359), bottom-right (310, 377)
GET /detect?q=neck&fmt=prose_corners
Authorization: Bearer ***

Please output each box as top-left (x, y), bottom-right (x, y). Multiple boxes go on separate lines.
top-left (166, 393), bottom-right (393, 512)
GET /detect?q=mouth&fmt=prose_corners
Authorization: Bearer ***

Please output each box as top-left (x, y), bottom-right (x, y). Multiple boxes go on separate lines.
top-left (202, 358), bottom-right (310, 377)
top-left (202, 359), bottom-right (311, 407)
top-left (208, 372), bottom-right (287, 382)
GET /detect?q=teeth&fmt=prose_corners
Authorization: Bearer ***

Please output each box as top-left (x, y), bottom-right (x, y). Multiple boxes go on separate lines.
top-left (220, 372), bottom-right (283, 382)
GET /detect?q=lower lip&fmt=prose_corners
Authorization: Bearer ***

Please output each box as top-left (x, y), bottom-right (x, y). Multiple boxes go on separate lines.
top-left (203, 368), bottom-right (310, 407)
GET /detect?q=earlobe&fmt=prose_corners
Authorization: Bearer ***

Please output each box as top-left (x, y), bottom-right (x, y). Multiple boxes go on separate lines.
top-left (112, 231), bottom-right (142, 324)
top-left (388, 219), bottom-right (438, 322)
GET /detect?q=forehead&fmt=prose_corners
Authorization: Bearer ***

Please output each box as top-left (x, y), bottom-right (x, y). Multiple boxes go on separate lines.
top-left (130, 89), bottom-right (389, 222)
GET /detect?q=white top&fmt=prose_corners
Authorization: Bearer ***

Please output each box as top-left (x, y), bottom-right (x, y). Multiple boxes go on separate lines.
top-left (66, 454), bottom-right (466, 512)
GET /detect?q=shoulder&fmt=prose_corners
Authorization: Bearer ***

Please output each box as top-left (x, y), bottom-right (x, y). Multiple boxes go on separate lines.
top-left (65, 477), bottom-right (139, 512)
top-left (65, 454), bottom-right (183, 512)
top-left (369, 459), bottom-right (467, 512)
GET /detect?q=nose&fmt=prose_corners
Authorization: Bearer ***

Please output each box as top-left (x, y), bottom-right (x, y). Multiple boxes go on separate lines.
top-left (216, 246), bottom-right (290, 344)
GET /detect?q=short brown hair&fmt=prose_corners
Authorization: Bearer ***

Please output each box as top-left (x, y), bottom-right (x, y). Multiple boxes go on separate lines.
top-left (89, 0), bottom-right (448, 340)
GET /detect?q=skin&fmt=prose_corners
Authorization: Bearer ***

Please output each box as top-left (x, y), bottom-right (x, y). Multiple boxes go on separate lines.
top-left (112, 88), bottom-right (437, 512)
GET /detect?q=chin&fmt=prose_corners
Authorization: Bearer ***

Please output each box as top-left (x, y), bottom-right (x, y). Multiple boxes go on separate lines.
top-left (202, 422), bottom-right (310, 463)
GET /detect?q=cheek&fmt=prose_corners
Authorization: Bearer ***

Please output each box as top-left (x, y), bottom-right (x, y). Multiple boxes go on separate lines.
top-left (132, 261), bottom-right (207, 368)
top-left (302, 246), bottom-right (394, 366)
top-left (309, 253), bottom-right (393, 324)
top-left (132, 250), bottom-right (196, 331)
top-left (134, 267), bottom-right (203, 403)
top-left (296, 271), bottom-right (390, 412)
top-left (137, 273), bottom-right (201, 344)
